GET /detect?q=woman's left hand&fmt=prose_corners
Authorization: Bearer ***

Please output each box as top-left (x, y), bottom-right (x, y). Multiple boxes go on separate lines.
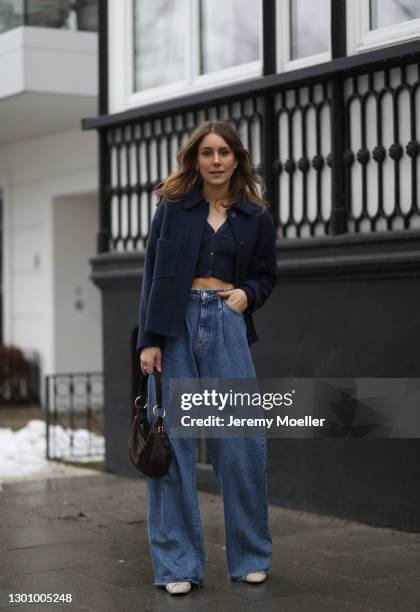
top-left (217, 288), bottom-right (248, 314)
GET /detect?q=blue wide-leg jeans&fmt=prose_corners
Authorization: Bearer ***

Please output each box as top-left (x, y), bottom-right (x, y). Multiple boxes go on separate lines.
top-left (146, 289), bottom-right (272, 586)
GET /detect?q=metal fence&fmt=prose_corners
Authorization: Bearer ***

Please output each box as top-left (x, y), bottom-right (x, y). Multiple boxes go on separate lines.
top-left (44, 372), bottom-right (104, 463)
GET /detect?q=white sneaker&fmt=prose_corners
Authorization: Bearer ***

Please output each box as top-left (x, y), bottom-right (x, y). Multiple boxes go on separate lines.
top-left (243, 571), bottom-right (267, 584)
top-left (165, 581), bottom-right (192, 595)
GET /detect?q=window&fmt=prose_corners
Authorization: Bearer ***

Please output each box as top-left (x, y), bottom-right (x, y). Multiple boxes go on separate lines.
top-left (290, 0), bottom-right (330, 61)
top-left (347, 0), bottom-right (420, 55)
top-left (277, 0), bottom-right (331, 72)
top-left (370, 0), bottom-right (420, 30)
top-left (133, 0), bottom-right (184, 91)
top-left (123, 0), bottom-right (262, 107)
top-left (199, 0), bottom-right (260, 74)
top-left (111, 0), bottom-right (337, 112)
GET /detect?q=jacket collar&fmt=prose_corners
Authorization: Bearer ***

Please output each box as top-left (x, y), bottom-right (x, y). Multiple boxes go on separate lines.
top-left (183, 187), bottom-right (255, 215)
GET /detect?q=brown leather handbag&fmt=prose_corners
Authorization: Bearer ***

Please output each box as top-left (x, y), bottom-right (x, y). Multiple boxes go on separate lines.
top-left (128, 368), bottom-right (171, 478)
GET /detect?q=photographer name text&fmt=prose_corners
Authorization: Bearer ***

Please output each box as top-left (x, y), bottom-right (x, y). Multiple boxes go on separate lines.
top-left (180, 415), bottom-right (326, 428)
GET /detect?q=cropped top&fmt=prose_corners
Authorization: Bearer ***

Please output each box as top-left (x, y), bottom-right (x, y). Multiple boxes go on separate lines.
top-left (194, 219), bottom-right (236, 283)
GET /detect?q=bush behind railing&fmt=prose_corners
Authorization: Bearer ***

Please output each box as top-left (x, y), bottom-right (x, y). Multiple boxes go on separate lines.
top-left (0, 344), bottom-right (40, 405)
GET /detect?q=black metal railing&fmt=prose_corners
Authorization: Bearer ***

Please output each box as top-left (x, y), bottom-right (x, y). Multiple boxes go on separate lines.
top-left (106, 99), bottom-right (265, 251)
top-left (344, 65), bottom-right (420, 233)
top-left (83, 39), bottom-right (420, 251)
top-left (0, 0), bottom-right (97, 35)
top-left (44, 372), bottom-right (104, 462)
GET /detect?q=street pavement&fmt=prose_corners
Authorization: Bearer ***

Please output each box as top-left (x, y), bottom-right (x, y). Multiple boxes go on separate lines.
top-left (0, 472), bottom-right (419, 611)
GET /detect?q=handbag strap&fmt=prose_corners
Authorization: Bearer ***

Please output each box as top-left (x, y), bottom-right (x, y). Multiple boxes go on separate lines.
top-left (136, 367), bottom-right (163, 413)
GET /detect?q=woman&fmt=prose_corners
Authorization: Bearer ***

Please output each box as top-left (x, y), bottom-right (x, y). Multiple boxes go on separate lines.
top-left (137, 120), bottom-right (278, 595)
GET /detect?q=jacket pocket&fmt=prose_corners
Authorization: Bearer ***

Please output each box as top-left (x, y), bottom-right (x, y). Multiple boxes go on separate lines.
top-left (153, 238), bottom-right (180, 279)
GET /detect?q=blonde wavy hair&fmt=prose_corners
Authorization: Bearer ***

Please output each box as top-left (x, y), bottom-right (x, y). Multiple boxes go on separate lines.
top-left (154, 120), bottom-right (268, 210)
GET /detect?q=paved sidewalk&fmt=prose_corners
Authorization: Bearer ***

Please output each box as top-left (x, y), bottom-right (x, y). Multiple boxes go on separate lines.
top-left (0, 472), bottom-right (419, 611)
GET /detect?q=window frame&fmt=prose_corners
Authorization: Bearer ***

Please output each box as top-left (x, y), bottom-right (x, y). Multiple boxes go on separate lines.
top-left (347, 0), bottom-right (420, 55)
top-left (109, 0), bottom-right (263, 113)
top-left (276, 0), bottom-right (331, 73)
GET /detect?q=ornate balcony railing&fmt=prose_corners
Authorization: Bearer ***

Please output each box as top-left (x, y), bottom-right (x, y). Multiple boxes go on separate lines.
top-left (83, 39), bottom-right (420, 252)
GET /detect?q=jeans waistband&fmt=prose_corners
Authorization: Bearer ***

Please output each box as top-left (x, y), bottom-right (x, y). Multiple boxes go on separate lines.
top-left (189, 288), bottom-right (231, 302)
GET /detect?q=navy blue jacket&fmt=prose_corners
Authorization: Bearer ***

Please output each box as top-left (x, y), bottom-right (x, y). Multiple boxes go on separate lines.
top-left (136, 188), bottom-right (278, 352)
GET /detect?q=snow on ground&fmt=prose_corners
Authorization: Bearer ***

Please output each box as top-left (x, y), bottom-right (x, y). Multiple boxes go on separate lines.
top-left (0, 419), bottom-right (105, 485)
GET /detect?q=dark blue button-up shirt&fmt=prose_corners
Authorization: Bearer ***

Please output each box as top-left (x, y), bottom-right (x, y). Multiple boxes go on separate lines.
top-left (194, 220), bottom-right (236, 283)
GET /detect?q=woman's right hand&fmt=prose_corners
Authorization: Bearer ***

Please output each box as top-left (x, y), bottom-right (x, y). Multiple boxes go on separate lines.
top-left (140, 347), bottom-right (162, 375)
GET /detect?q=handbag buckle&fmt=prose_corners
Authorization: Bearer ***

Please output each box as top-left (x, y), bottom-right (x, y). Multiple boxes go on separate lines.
top-left (134, 395), bottom-right (148, 409)
top-left (152, 404), bottom-right (166, 418)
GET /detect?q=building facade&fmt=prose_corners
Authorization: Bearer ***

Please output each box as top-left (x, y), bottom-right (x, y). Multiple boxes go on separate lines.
top-left (84, 0), bottom-right (420, 531)
top-left (0, 2), bottom-right (102, 396)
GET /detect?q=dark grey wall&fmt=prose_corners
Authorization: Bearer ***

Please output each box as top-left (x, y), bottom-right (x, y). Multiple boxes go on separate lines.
top-left (91, 231), bottom-right (420, 532)
top-left (252, 279), bottom-right (420, 532)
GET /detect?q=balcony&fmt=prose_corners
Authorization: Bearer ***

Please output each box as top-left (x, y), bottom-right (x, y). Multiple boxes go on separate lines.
top-left (0, 0), bottom-right (97, 35)
top-left (0, 0), bottom-right (97, 144)
top-left (84, 38), bottom-right (420, 255)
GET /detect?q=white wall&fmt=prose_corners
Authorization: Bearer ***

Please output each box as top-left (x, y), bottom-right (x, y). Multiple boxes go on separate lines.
top-left (0, 128), bottom-right (98, 380)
